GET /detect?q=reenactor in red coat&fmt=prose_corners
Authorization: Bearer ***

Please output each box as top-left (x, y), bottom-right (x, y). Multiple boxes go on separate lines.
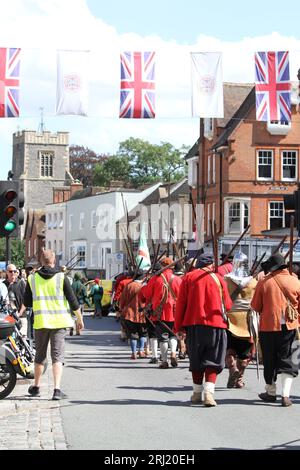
top-left (175, 253), bottom-right (233, 407)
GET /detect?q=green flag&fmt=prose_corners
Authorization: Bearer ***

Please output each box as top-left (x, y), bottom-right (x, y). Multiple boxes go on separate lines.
top-left (136, 225), bottom-right (151, 270)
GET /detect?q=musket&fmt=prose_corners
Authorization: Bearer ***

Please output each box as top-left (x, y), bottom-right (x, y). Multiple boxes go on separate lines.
top-left (221, 224), bottom-right (251, 265)
top-left (187, 248), bottom-right (203, 272)
top-left (273, 236), bottom-right (287, 254)
top-left (284, 238), bottom-right (299, 261)
top-left (143, 307), bottom-right (179, 340)
top-left (65, 252), bottom-right (79, 268)
top-left (250, 252), bottom-right (266, 277)
top-left (148, 255), bottom-right (188, 280)
top-left (66, 256), bottom-right (83, 274)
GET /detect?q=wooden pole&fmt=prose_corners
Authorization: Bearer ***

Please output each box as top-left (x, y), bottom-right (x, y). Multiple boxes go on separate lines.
top-left (221, 224), bottom-right (250, 266)
top-left (273, 236), bottom-right (287, 254)
top-left (289, 216), bottom-right (294, 274)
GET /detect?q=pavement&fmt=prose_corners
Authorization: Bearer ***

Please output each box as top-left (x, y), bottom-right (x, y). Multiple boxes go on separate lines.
top-left (0, 361), bottom-right (68, 450)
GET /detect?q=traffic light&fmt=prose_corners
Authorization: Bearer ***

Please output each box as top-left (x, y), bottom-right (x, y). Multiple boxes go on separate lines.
top-left (283, 186), bottom-right (300, 235)
top-left (0, 181), bottom-right (24, 237)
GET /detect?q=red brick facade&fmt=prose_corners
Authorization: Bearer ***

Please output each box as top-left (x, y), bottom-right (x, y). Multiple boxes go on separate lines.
top-left (193, 88), bottom-right (300, 242)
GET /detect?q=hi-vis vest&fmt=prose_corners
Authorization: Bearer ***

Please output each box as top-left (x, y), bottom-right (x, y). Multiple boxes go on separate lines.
top-left (28, 273), bottom-right (73, 330)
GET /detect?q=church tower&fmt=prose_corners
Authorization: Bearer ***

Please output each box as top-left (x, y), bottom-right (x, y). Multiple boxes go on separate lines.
top-left (12, 129), bottom-right (73, 236)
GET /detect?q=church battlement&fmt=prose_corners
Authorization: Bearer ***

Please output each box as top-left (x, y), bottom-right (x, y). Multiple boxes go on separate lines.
top-left (13, 130), bottom-right (69, 146)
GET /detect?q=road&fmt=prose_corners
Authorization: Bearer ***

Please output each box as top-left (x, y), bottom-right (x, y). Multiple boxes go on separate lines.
top-left (60, 314), bottom-right (300, 450)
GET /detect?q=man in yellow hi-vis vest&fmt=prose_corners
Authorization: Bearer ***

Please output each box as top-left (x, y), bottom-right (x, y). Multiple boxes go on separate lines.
top-left (20, 249), bottom-right (84, 401)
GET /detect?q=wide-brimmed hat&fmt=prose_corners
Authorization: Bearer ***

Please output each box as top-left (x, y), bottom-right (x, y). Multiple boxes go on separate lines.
top-left (262, 253), bottom-right (288, 274)
top-left (196, 253), bottom-right (214, 269)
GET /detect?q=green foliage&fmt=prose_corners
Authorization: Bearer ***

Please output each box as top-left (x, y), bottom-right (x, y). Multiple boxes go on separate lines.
top-left (92, 138), bottom-right (188, 188)
top-left (93, 155), bottom-right (131, 187)
top-left (0, 238), bottom-right (25, 268)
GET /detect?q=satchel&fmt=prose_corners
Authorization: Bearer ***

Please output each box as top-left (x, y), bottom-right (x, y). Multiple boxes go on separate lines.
top-left (227, 311), bottom-right (251, 339)
top-left (273, 277), bottom-right (299, 322)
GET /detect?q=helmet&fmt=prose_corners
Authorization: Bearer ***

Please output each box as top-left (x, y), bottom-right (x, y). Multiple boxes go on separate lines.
top-left (232, 251), bottom-right (249, 278)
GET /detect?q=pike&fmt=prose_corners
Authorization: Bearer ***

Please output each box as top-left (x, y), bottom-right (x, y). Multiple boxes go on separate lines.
top-left (221, 224), bottom-right (251, 265)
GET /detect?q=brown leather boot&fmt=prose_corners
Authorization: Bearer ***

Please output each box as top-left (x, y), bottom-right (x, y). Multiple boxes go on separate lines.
top-left (225, 350), bottom-right (239, 388)
top-left (236, 358), bottom-right (250, 388)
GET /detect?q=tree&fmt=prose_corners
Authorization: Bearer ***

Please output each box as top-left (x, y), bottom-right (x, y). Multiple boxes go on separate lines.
top-left (93, 155), bottom-right (131, 187)
top-left (0, 239), bottom-right (25, 268)
top-left (118, 138), bottom-right (188, 187)
top-left (92, 138), bottom-right (188, 188)
top-left (69, 145), bottom-right (108, 187)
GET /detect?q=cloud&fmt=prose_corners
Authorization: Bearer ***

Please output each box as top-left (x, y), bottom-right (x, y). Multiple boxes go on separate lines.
top-left (0, 0), bottom-right (300, 180)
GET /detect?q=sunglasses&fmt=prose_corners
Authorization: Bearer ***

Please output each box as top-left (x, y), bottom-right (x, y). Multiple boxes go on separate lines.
top-left (8, 270), bottom-right (17, 273)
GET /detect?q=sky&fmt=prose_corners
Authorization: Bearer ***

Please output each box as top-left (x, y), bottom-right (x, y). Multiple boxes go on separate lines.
top-left (1, 0), bottom-right (300, 179)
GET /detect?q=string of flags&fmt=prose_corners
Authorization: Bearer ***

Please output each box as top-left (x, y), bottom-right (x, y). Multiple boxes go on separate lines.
top-left (0, 47), bottom-right (296, 122)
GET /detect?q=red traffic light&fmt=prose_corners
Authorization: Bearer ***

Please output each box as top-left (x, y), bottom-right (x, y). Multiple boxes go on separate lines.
top-left (4, 205), bottom-right (17, 218)
top-left (4, 189), bottom-right (17, 202)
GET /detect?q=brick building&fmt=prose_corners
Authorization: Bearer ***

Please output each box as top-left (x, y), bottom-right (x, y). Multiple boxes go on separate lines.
top-left (186, 82), bottom-right (300, 261)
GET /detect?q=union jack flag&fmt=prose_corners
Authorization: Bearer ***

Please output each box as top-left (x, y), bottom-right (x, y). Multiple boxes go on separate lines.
top-left (120, 51), bottom-right (155, 119)
top-left (255, 51), bottom-right (291, 122)
top-left (0, 48), bottom-right (21, 118)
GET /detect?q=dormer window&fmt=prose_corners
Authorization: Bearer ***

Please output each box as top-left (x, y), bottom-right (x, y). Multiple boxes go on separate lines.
top-left (267, 120), bottom-right (291, 136)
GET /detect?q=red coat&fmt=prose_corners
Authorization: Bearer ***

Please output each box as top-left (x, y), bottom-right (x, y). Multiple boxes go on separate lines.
top-left (218, 262), bottom-right (233, 277)
top-left (174, 268), bottom-right (233, 332)
top-left (139, 269), bottom-right (182, 322)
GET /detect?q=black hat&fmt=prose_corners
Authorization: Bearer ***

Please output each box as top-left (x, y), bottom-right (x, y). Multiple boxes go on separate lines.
top-left (220, 253), bottom-right (233, 261)
top-left (152, 262), bottom-right (162, 272)
top-left (262, 253), bottom-right (288, 274)
top-left (196, 253), bottom-right (214, 269)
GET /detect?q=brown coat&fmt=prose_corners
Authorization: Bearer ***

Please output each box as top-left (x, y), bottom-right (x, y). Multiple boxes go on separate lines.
top-left (119, 280), bottom-right (146, 323)
top-left (251, 269), bottom-right (300, 332)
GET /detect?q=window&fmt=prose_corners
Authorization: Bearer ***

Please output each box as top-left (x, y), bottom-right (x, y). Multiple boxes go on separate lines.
top-left (59, 212), bottom-right (64, 229)
top-left (207, 203), bottom-right (211, 235)
top-left (269, 201), bottom-right (284, 230)
top-left (47, 214), bottom-right (52, 230)
top-left (28, 242), bottom-right (31, 258)
top-left (90, 243), bottom-right (97, 267)
top-left (207, 156), bottom-right (211, 185)
top-left (187, 158), bottom-right (198, 187)
top-left (225, 200), bottom-right (250, 235)
top-left (34, 239), bottom-right (37, 255)
top-left (212, 154), bottom-right (216, 184)
top-left (212, 202), bottom-right (216, 225)
top-left (54, 240), bottom-right (57, 253)
top-left (204, 118), bottom-right (214, 139)
top-left (257, 150), bottom-right (273, 180)
top-left (91, 210), bottom-right (97, 228)
top-left (282, 150), bottom-right (297, 181)
top-left (53, 213), bottom-right (57, 229)
top-left (40, 151), bottom-right (54, 177)
top-left (229, 202), bottom-right (240, 233)
top-left (59, 240), bottom-right (63, 254)
top-left (69, 214), bottom-right (73, 231)
top-left (79, 213), bottom-right (85, 230)
top-left (70, 242), bottom-right (87, 268)
top-left (48, 241), bottom-right (51, 250)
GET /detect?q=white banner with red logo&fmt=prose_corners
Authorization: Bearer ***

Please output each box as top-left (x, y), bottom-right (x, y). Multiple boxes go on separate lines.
top-left (191, 52), bottom-right (224, 118)
top-left (56, 50), bottom-right (89, 116)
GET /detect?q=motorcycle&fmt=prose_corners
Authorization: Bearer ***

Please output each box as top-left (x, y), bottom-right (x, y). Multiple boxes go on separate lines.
top-left (0, 302), bottom-right (38, 399)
